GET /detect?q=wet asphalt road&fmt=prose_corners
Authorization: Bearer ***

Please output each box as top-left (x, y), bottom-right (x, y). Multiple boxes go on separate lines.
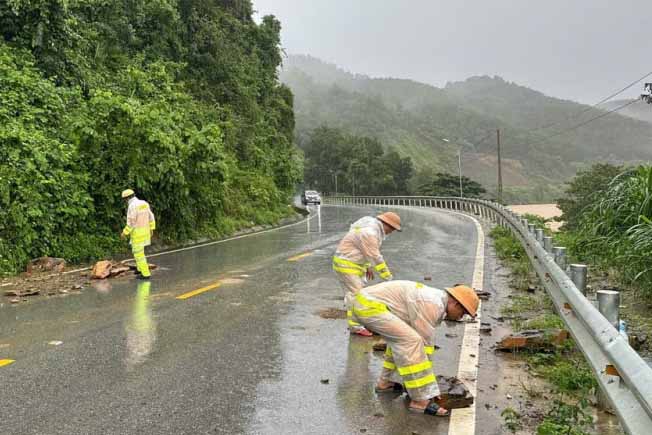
top-left (0, 205), bottom-right (480, 435)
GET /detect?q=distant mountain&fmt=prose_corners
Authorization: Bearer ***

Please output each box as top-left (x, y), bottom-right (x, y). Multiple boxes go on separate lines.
top-left (281, 55), bottom-right (652, 202)
top-left (599, 99), bottom-right (652, 124)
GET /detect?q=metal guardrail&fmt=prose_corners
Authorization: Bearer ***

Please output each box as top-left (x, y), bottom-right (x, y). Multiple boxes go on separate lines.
top-left (325, 195), bottom-right (652, 435)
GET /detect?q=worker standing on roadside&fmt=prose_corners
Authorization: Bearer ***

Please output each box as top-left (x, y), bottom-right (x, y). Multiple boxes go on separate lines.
top-left (333, 212), bottom-right (401, 336)
top-left (120, 189), bottom-right (156, 280)
top-left (352, 280), bottom-right (479, 417)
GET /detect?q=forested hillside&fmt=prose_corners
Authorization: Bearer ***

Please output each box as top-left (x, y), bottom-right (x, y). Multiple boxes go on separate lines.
top-left (600, 99), bottom-right (652, 123)
top-left (0, 1), bottom-right (301, 274)
top-left (282, 55), bottom-right (652, 202)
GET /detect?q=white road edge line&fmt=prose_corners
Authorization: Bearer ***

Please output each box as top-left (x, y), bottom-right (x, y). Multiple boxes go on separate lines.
top-left (338, 203), bottom-right (486, 433)
top-left (447, 211), bottom-right (484, 435)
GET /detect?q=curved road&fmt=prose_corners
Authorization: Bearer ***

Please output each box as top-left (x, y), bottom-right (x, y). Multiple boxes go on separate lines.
top-left (0, 205), bottom-right (491, 435)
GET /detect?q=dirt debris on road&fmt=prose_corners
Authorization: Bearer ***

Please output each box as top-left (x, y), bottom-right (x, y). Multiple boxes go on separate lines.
top-left (317, 307), bottom-right (347, 319)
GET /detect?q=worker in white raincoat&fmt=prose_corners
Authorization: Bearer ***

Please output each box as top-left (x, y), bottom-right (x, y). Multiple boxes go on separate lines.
top-left (120, 189), bottom-right (156, 279)
top-left (351, 280), bottom-right (479, 416)
top-left (333, 212), bottom-right (401, 336)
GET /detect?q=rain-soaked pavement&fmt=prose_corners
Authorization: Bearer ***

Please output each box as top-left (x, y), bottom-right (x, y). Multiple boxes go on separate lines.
top-left (0, 205), bottom-right (496, 435)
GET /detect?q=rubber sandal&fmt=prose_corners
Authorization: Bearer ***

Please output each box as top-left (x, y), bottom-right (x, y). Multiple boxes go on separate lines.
top-left (409, 401), bottom-right (450, 417)
top-left (375, 383), bottom-right (404, 393)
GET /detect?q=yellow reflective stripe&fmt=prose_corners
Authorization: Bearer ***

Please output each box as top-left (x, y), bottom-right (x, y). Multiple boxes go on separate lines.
top-left (424, 346), bottom-right (435, 355)
top-left (374, 262), bottom-right (388, 272)
top-left (385, 346), bottom-right (393, 357)
top-left (348, 319), bottom-right (361, 326)
top-left (333, 257), bottom-right (366, 271)
top-left (123, 226), bottom-right (133, 235)
top-left (353, 293), bottom-right (389, 317)
top-left (137, 204), bottom-right (149, 211)
top-left (397, 360), bottom-right (432, 376)
top-left (149, 221), bottom-right (156, 230)
top-left (404, 373), bottom-right (437, 389)
top-left (380, 271), bottom-right (392, 279)
top-left (346, 310), bottom-right (353, 317)
top-left (0, 359), bottom-right (15, 368)
top-left (416, 282), bottom-right (424, 289)
top-left (383, 361), bottom-right (396, 370)
top-left (333, 266), bottom-right (365, 276)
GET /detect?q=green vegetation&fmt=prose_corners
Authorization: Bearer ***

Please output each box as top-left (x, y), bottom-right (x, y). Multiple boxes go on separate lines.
top-left (416, 173), bottom-right (486, 198)
top-left (558, 165), bottom-right (652, 296)
top-left (0, 1), bottom-right (301, 274)
top-left (282, 55), bottom-right (652, 202)
top-left (556, 163), bottom-right (624, 230)
top-left (491, 225), bottom-right (596, 435)
top-left (301, 126), bottom-right (413, 195)
top-left (490, 225), bottom-right (533, 290)
top-left (501, 407), bottom-right (522, 433)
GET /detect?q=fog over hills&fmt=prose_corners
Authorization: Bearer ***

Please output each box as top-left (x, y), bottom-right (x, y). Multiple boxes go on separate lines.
top-left (282, 55), bottom-right (652, 202)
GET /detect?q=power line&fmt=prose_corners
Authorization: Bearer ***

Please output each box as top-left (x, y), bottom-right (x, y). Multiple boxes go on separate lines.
top-left (526, 99), bottom-right (641, 147)
top-left (526, 70), bottom-right (652, 134)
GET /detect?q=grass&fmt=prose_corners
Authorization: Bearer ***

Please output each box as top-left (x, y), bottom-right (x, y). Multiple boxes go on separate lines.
top-left (491, 224), bottom-right (597, 435)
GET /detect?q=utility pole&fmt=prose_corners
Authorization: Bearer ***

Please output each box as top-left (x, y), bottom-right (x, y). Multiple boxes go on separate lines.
top-left (458, 149), bottom-right (463, 197)
top-left (497, 128), bottom-right (503, 203)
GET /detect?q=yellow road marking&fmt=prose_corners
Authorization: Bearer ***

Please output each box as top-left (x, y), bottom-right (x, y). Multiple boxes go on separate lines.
top-left (0, 359), bottom-right (15, 368)
top-left (176, 282), bottom-right (221, 300)
top-left (287, 252), bottom-right (313, 262)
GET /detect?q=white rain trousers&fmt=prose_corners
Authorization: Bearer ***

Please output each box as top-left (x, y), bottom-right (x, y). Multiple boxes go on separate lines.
top-left (352, 280), bottom-right (447, 401)
top-left (333, 216), bottom-right (393, 331)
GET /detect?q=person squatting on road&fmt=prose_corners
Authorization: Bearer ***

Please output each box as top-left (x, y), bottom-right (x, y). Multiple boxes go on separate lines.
top-left (120, 189), bottom-right (156, 280)
top-left (352, 280), bottom-right (479, 416)
top-left (332, 212), bottom-right (401, 336)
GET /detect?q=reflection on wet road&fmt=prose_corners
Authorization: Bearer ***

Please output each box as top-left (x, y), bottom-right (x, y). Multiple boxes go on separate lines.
top-left (0, 205), bottom-right (480, 434)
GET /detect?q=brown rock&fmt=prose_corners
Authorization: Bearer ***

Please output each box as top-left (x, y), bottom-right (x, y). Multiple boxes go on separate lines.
top-left (496, 329), bottom-right (569, 352)
top-left (372, 342), bottom-right (387, 352)
top-left (91, 261), bottom-right (113, 279)
top-left (4, 288), bottom-right (39, 297)
top-left (436, 376), bottom-right (474, 409)
top-left (109, 266), bottom-right (131, 278)
top-left (26, 257), bottom-right (66, 273)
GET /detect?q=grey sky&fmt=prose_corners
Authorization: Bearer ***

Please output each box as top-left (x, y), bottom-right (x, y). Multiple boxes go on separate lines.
top-left (253, 0), bottom-right (651, 104)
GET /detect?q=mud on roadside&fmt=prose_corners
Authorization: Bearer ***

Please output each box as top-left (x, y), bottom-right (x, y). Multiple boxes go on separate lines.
top-left (478, 222), bottom-right (623, 435)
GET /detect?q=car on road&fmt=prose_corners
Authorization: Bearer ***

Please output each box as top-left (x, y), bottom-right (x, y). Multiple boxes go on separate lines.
top-left (301, 190), bottom-right (321, 205)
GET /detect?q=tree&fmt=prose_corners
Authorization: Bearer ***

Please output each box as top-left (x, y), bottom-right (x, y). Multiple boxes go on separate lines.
top-left (301, 126), bottom-right (415, 196)
top-left (556, 163), bottom-right (624, 230)
top-left (417, 173), bottom-right (486, 198)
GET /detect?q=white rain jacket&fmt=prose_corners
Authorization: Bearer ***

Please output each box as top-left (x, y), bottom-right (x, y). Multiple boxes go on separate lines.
top-left (352, 280), bottom-right (448, 400)
top-left (122, 197), bottom-right (156, 248)
top-left (361, 280), bottom-right (447, 346)
top-left (333, 216), bottom-right (392, 280)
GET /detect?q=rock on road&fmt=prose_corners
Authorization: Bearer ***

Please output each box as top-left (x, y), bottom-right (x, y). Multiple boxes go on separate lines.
top-left (0, 205), bottom-right (504, 435)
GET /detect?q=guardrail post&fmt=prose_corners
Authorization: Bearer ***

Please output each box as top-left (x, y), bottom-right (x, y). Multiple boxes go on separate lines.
top-left (535, 228), bottom-right (544, 243)
top-left (570, 264), bottom-right (588, 296)
top-left (553, 247), bottom-right (567, 271)
top-left (597, 290), bottom-right (620, 330)
top-left (528, 223), bottom-right (535, 234)
top-left (543, 236), bottom-right (553, 253)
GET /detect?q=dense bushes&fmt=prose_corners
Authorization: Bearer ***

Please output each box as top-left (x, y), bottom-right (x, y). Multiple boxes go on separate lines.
top-left (0, 1), bottom-right (301, 274)
top-left (556, 164), bottom-right (652, 295)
